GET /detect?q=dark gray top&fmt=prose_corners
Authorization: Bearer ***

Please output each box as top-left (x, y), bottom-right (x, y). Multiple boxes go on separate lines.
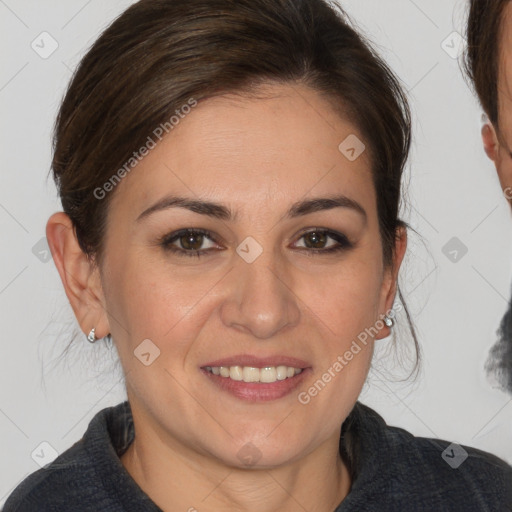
top-left (3, 400), bottom-right (512, 511)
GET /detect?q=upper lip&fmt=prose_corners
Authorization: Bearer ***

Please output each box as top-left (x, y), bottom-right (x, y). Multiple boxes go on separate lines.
top-left (201, 354), bottom-right (311, 369)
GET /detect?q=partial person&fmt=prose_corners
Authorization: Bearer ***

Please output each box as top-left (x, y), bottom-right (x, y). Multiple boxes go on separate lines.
top-left (465, 0), bottom-right (512, 395)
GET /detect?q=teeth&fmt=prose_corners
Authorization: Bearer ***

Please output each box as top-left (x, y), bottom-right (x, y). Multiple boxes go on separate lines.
top-left (205, 365), bottom-right (303, 383)
top-left (229, 366), bottom-right (243, 381)
top-left (276, 366), bottom-right (288, 380)
top-left (260, 367), bottom-right (276, 383)
top-left (243, 366), bottom-right (260, 382)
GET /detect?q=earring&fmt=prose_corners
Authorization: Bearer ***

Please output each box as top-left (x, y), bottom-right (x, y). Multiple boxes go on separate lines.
top-left (87, 327), bottom-right (97, 343)
top-left (384, 316), bottom-right (394, 328)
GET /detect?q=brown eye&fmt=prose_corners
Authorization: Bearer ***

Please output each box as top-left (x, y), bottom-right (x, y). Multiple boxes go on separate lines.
top-left (303, 231), bottom-right (328, 249)
top-left (160, 228), bottom-right (219, 258)
top-left (294, 229), bottom-right (352, 254)
top-left (180, 232), bottom-right (205, 251)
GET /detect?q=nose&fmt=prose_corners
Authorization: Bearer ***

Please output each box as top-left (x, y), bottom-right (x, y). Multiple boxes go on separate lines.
top-left (219, 246), bottom-right (301, 339)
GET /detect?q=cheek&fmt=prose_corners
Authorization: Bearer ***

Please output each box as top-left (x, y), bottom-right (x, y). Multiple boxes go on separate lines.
top-left (290, 257), bottom-right (383, 394)
top-left (103, 252), bottom-right (225, 351)
top-left (309, 255), bottom-right (384, 371)
top-left (496, 149), bottom-right (512, 190)
top-left (296, 269), bottom-right (378, 436)
top-left (311, 256), bottom-right (383, 327)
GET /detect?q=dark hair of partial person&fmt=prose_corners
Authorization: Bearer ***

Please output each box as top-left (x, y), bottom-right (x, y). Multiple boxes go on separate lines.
top-left (50, 0), bottom-right (420, 396)
top-left (464, 0), bottom-right (510, 127)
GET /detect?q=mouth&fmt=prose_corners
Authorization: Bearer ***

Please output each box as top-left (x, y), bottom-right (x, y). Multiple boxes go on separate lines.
top-left (204, 365), bottom-right (303, 383)
top-left (200, 355), bottom-right (311, 402)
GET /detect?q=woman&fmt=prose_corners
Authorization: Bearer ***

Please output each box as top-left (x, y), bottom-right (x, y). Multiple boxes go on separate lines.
top-left (4, 0), bottom-right (511, 510)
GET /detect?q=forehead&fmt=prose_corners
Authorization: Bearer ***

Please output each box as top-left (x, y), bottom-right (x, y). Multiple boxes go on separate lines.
top-left (110, 83), bottom-right (376, 219)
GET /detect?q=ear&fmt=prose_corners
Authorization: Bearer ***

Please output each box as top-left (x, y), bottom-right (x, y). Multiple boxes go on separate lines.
top-left (375, 225), bottom-right (407, 340)
top-left (46, 212), bottom-right (110, 340)
top-left (481, 122), bottom-right (500, 162)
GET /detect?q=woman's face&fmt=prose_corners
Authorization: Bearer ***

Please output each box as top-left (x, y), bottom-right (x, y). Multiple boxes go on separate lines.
top-left (96, 82), bottom-right (401, 468)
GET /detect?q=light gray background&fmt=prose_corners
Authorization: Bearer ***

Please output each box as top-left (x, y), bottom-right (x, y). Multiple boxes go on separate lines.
top-left (1, 0), bottom-right (511, 504)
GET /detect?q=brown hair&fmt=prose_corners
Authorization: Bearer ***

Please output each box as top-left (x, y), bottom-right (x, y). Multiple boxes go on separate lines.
top-left (464, 0), bottom-right (510, 126)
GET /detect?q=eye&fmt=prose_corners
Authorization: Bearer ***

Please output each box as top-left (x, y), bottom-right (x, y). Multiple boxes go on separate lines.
top-left (159, 227), bottom-right (353, 259)
top-left (293, 229), bottom-right (352, 254)
top-left (160, 228), bottom-right (221, 258)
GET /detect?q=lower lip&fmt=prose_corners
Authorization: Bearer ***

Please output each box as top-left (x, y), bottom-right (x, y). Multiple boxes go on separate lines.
top-left (200, 368), bottom-right (310, 402)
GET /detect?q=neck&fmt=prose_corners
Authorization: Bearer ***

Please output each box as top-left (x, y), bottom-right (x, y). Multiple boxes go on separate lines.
top-left (120, 408), bottom-right (351, 512)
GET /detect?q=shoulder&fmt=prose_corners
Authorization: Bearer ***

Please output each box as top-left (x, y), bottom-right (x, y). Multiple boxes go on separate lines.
top-left (2, 440), bottom-right (107, 511)
top-left (2, 402), bottom-right (130, 512)
top-left (346, 402), bottom-right (512, 511)
top-left (389, 423), bottom-right (511, 496)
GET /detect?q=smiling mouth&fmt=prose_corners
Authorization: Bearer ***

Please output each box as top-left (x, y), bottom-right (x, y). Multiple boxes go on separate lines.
top-left (204, 365), bottom-right (303, 384)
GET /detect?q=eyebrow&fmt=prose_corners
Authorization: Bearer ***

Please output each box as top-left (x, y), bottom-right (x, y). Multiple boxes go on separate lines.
top-left (136, 194), bottom-right (367, 223)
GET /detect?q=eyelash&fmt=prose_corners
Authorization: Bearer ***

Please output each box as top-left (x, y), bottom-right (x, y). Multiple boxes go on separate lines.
top-left (159, 228), bottom-right (353, 258)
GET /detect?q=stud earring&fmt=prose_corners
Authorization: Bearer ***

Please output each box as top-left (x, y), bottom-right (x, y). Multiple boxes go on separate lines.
top-left (87, 327), bottom-right (97, 343)
top-left (384, 316), bottom-right (394, 328)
